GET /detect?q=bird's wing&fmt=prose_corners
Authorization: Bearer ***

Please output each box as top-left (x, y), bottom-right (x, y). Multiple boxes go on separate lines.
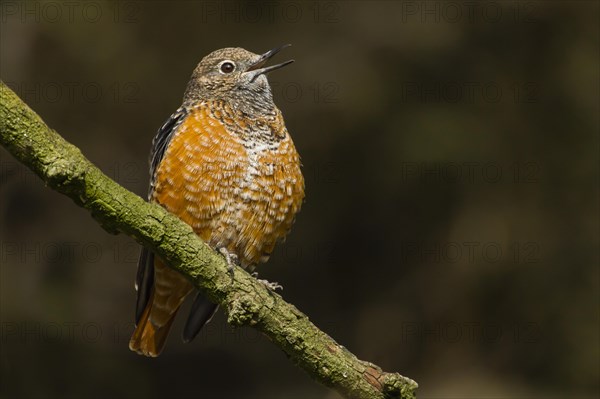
top-left (148, 106), bottom-right (188, 198)
top-left (134, 107), bottom-right (188, 326)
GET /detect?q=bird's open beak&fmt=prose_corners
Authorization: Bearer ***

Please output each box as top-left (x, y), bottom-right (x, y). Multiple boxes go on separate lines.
top-left (245, 44), bottom-right (294, 81)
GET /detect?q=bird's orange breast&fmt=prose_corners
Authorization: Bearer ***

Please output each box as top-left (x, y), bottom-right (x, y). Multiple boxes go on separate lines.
top-left (152, 102), bottom-right (304, 267)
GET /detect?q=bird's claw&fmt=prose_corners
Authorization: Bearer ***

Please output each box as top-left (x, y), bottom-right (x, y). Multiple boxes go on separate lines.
top-left (219, 247), bottom-right (239, 282)
top-left (258, 278), bottom-right (283, 291)
top-left (251, 272), bottom-right (282, 291)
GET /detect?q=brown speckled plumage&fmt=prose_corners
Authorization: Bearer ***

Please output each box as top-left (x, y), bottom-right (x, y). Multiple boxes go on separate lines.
top-left (129, 46), bottom-right (304, 357)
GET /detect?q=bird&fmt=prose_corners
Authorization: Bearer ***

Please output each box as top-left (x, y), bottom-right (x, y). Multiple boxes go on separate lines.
top-left (128, 45), bottom-right (305, 357)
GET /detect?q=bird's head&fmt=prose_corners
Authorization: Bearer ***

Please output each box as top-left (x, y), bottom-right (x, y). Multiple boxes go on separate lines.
top-left (183, 45), bottom-right (294, 113)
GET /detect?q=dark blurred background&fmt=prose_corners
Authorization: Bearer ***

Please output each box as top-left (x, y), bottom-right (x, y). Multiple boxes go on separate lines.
top-left (1, 1), bottom-right (598, 398)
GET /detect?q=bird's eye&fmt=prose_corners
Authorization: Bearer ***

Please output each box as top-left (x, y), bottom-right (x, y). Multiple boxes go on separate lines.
top-left (219, 61), bottom-right (236, 74)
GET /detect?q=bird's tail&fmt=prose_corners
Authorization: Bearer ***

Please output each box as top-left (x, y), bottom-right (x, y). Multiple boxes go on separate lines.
top-left (129, 260), bottom-right (193, 357)
top-left (128, 291), bottom-right (178, 357)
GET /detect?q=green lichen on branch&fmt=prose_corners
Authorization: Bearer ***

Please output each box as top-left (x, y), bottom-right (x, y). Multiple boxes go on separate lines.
top-left (0, 81), bottom-right (418, 399)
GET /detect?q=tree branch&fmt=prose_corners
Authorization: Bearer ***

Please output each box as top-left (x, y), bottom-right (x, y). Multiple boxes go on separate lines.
top-left (0, 81), bottom-right (418, 399)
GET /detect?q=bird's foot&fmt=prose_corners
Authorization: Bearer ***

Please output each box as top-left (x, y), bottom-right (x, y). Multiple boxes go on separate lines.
top-left (219, 247), bottom-right (239, 282)
top-left (251, 272), bottom-right (283, 291)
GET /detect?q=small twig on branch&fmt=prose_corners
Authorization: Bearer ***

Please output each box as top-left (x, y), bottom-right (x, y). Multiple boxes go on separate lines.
top-left (0, 81), bottom-right (418, 399)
